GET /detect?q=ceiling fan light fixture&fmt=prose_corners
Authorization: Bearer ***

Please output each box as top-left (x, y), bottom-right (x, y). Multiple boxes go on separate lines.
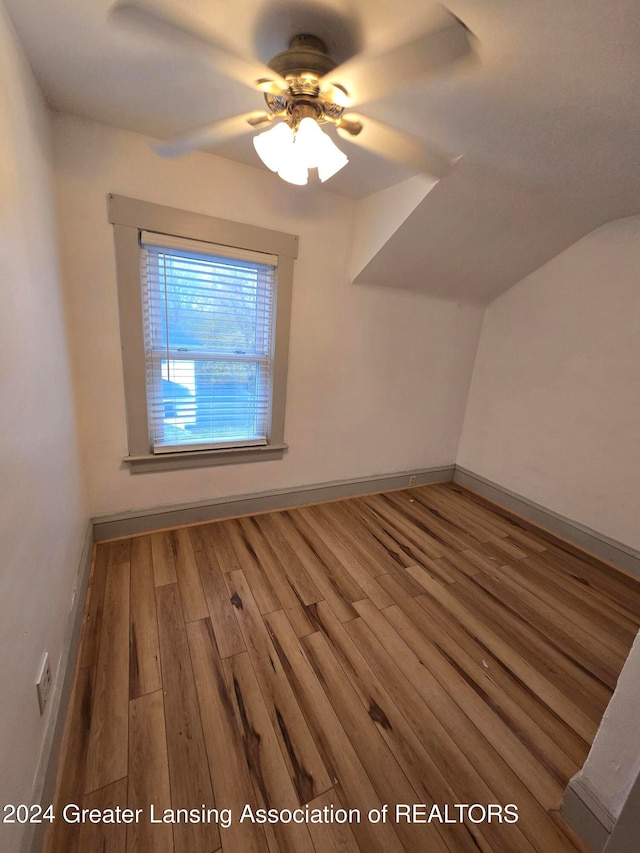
top-left (253, 116), bottom-right (349, 186)
top-left (253, 121), bottom-right (294, 172)
top-left (254, 115), bottom-right (348, 185)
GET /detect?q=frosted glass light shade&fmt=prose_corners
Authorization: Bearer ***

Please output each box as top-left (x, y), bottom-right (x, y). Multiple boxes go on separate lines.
top-left (277, 147), bottom-right (308, 185)
top-left (317, 132), bottom-right (349, 182)
top-left (253, 122), bottom-right (294, 172)
top-left (294, 117), bottom-right (326, 169)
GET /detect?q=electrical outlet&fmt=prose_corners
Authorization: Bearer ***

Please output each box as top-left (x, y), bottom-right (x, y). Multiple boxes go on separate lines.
top-left (409, 475), bottom-right (417, 487)
top-left (36, 653), bottom-right (52, 715)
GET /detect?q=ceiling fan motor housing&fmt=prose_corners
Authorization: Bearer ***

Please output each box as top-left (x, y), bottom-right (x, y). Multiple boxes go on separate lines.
top-left (268, 34), bottom-right (337, 78)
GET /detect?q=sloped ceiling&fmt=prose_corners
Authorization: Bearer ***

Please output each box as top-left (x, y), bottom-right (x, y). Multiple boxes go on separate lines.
top-left (351, 160), bottom-right (605, 303)
top-left (5, 0), bottom-right (640, 303)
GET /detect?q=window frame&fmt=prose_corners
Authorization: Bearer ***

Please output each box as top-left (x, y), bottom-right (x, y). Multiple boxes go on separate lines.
top-left (108, 194), bottom-right (298, 472)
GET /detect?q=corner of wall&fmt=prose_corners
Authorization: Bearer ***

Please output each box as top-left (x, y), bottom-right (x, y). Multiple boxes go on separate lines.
top-left (453, 302), bottom-right (489, 465)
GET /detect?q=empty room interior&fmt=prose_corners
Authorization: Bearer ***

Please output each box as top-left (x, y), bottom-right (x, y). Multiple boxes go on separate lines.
top-left (2, 1), bottom-right (640, 852)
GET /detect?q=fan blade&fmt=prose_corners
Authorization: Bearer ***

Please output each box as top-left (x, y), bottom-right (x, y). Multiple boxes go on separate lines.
top-left (320, 9), bottom-right (473, 108)
top-left (111, 0), bottom-right (287, 94)
top-left (336, 113), bottom-right (453, 178)
top-left (154, 111), bottom-right (273, 158)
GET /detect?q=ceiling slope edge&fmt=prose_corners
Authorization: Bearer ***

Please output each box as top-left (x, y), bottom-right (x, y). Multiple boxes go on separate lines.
top-left (350, 173), bottom-right (437, 282)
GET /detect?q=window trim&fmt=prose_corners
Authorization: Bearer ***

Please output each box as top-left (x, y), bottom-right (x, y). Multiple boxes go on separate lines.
top-left (108, 194), bottom-right (298, 471)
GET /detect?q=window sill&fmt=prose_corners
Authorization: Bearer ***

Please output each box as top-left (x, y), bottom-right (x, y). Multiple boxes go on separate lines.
top-left (124, 443), bottom-right (288, 473)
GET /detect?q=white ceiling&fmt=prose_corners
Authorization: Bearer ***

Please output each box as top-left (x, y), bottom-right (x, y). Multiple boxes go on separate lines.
top-left (6, 0), bottom-right (640, 299)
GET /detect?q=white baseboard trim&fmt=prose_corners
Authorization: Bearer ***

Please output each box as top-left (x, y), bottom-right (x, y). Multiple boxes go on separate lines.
top-left (561, 776), bottom-right (615, 853)
top-left (23, 521), bottom-right (94, 853)
top-left (453, 467), bottom-right (640, 578)
top-left (92, 465), bottom-right (456, 540)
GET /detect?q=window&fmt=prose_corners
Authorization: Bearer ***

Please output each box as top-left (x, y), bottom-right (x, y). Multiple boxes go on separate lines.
top-left (141, 233), bottom-right (276, 453)
top-left (109, 195), bottom-right (298, 471)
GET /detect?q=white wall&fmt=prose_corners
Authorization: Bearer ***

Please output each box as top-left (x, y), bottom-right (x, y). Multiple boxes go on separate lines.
top-left (0, 5), bottom-right (88, 852)
top-left (53, 114), bottom-right (484, 518)
top-left (458, 217), bottom-right (640, 551)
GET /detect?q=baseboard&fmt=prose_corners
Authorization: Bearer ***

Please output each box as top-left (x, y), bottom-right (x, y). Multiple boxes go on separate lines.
top-left (453, 467), bottom-right (640, 579)
top-left (23, 521), bottom-right (95, 853)
top-left (561, 776), bottom-right (615, 853)
top-left (92, 466), bottom-right (456, 540)
top-left (92, 465), bottom-right (640, 576)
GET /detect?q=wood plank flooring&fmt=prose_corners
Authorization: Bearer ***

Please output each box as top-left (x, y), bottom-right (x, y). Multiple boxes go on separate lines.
top-left (44, 483), bottom-right (640, 853)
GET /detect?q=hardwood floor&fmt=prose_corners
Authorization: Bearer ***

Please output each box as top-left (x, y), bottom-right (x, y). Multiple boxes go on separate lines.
top-left (45, 483), bottom-right (640, 853)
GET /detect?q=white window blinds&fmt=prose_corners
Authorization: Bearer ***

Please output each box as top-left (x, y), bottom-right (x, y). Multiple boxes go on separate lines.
top-left (140, 231), bottom-right (277, 454)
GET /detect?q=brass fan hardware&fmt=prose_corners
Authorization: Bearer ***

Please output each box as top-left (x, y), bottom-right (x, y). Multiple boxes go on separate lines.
top-left (260, 35), bottom-right (349, 129)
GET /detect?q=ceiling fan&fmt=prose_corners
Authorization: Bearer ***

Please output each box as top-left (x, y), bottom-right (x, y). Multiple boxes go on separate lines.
top-left (111, 1), bottom-right (475, 186)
